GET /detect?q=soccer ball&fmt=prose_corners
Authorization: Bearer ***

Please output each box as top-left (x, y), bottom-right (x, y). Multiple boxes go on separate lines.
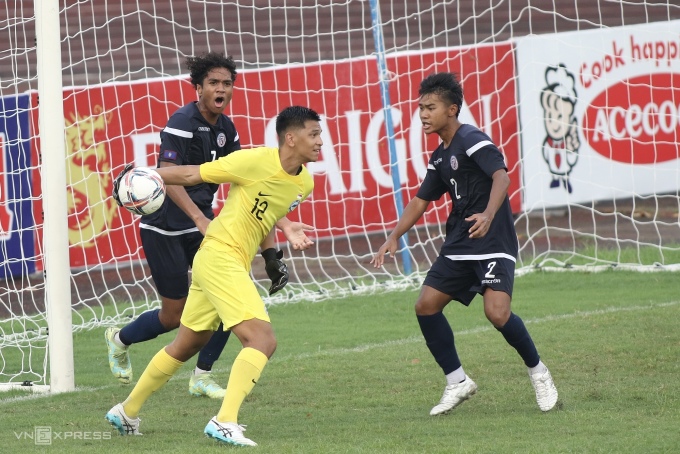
top-left (116, 167), bottom-right (166, 215)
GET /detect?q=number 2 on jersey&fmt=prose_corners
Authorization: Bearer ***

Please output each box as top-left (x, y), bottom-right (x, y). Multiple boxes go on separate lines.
top-left (449, 177), bottom-right (462, 200)
top-left (485, 261), bottom-right (497, 278)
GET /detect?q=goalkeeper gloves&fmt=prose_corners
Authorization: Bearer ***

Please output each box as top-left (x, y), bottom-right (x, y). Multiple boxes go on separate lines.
top-left (111, 163), bottom-right (134, 207)
top-left (262, 248), bottom-right (288, 296)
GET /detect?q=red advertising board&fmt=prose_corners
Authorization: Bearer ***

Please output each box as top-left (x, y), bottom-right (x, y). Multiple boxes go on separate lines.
top-left (229, 44), bottom-right (520, 234)
top-left (31, 44), bottom-right (520, 268)
top-left (31, 80), bottom-right (199, 269)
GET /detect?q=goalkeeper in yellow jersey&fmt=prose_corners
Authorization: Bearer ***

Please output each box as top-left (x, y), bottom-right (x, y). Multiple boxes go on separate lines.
top-left (106, 106), bottom-right (320, 446)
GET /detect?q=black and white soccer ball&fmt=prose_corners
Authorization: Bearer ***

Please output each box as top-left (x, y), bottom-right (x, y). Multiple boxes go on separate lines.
top-left (116, 167), bottom-right (166, 215)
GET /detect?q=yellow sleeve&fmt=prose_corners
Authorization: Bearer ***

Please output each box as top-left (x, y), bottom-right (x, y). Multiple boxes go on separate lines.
top-left (199, 147), bottom-right (276, 185)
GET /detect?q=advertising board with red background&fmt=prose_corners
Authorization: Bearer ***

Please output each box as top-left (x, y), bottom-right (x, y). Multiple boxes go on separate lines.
top-left (28, 43), bottom-right (520, 269)
top-left (516, 20), bottom-right (680, 209)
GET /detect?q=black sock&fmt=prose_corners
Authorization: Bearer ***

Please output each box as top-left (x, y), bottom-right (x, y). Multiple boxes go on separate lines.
top-left (196, 323), bottom-right (230, 371)
top-left (496, 312), bottom-right (540, 367)
top-left (416, 312), bottom-right (461, 375)
top-left (118, 309), bottom-right (169, 345)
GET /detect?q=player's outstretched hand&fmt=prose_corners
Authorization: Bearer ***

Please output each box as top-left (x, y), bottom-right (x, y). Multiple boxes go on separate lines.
top-left (370, 236), bottom-right (398, 268)
top-left (112, 163), bottom-right (135, 207)
top-left (281, 221), bottom-right (315, 251)
top-left (262, 248), bottom-right (288, 295)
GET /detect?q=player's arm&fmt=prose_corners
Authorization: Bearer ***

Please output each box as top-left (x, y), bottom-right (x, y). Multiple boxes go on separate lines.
top-left (275, 217), bottom-right (314, 251)
top-left (371, 196), bottom-right (429, 268)
top-left (465, 168), bottom-right (510, 239)
top-left (155, 164), bottom-right (203, 186)
top-left (259, 218), bottom-right (316, 294)
top-left (113, 162), bottom-right (203, 207)
top-left (372, 166), bottom-right (443, 268)
top-left (258, 218), bottom-right (315, 295)
top-left (158, 162), bottom-right (211, 235)
top-left (259, 228), bottom-right (289, 296)
top-left (260, 217), bottom-right (315, 295)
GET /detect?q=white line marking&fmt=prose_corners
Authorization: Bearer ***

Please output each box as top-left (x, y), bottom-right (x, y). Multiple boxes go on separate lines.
top-left (271, 300), bottom-right (680, 364)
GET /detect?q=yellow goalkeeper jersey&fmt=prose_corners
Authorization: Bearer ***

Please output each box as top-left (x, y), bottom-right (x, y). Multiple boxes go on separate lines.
top-left (199, 146), bottom-right (314, 270)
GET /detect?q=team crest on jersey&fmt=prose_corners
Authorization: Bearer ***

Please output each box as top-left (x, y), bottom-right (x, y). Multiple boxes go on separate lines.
top-left (450, 156), bottom-right (459, 170)
top-left (288, 193), bottom-right (303, 212)
top-left (217, 132), bottom-right (226, 148)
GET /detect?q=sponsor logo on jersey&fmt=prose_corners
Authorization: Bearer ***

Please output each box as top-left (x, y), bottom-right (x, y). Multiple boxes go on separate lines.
top-left (433, 158), bottom-right (442, 165)
top-left (450, 156), bottom-right (458, 170)
top-left (198, 126), bottom-right (210, 131)
top-left (162, 150), bottom-right (178, 161)
top-left (217, 132), bottom-right (226, 147)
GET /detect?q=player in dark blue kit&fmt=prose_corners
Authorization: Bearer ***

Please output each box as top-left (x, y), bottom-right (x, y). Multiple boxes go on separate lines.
top-left (106, 52), bottom-right (313, 398)
top-left (372, 72), bottom-right (558, 414)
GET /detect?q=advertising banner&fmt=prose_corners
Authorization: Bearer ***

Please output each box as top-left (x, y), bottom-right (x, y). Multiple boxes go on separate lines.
top-left (0, 94), bottom-right (35, 278)
top-left (516, 21), bottom-right (680, 209)
top-left (31, 80), bottom-right (199, 268)
top-left (229, 43), bottom-right (521, 234)
top-left (30, 43), bottom-right (520, 267)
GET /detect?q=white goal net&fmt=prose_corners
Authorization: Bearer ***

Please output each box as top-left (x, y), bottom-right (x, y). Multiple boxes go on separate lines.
top-left (1, 1), bottom-right (679, 392)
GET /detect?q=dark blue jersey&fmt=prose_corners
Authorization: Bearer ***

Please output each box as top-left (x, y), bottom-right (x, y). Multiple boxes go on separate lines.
top-left (141, 102), bottom-right (241, 231)
top-left (416, 124), bottom-right (518, 260)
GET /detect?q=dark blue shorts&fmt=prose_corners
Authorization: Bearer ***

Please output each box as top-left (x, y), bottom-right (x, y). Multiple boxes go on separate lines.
top-left (423, 255), bottom-right (515, 306)
top-left (140, 228), bottom-right (203, 300)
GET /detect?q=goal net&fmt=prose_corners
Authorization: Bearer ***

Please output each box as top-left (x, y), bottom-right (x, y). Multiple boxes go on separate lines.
top-left (1, 1), bottom-right (679, 392)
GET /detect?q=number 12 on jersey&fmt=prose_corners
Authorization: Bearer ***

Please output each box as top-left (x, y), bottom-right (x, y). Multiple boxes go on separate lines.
top-left (251, 197), bottom-right (268, 220)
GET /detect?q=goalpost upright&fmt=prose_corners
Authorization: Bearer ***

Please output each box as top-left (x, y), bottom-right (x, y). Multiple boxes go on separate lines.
top-left (368, 0), bottom-right (412, 275)
top-left (34, 0), bottom-right (74, 394)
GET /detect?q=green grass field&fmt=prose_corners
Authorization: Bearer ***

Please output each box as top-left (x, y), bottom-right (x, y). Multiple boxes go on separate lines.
top-left (1, 271), bottom-right (679, 453)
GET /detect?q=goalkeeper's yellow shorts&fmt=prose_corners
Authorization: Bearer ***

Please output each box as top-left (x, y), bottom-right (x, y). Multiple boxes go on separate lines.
top-left (181, 244), bottom-right (270, 332)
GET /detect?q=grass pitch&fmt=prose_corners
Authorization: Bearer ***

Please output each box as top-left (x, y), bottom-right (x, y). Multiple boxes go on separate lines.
top-left (1, 270), bottom-right (679, 453)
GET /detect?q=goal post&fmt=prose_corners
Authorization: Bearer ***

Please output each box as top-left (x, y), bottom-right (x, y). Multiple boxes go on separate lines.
top-left (368, 0), bottom-right (412, 275)
top-left (1, 1), bottom-right (679, 393)
top-left (35, 0), bottom-right (74, 393)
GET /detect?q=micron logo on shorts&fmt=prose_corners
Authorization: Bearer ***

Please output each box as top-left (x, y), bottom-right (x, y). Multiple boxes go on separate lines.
top-left (582, 73), bottom-right (680, 164)
top-left (481, 278), bottom-right (501, 285)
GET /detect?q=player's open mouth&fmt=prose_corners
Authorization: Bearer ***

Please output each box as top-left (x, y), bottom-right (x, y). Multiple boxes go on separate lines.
top-left (214, 97), bottom-right (225, 107)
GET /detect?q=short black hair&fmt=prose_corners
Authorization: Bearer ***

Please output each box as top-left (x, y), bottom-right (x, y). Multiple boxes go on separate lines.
top-left (419, 72), bottom-right (464, 117)
top-left (186, 52), bottom-right (238, 87)
top-left (275, 106), bottom-right (321, 143)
